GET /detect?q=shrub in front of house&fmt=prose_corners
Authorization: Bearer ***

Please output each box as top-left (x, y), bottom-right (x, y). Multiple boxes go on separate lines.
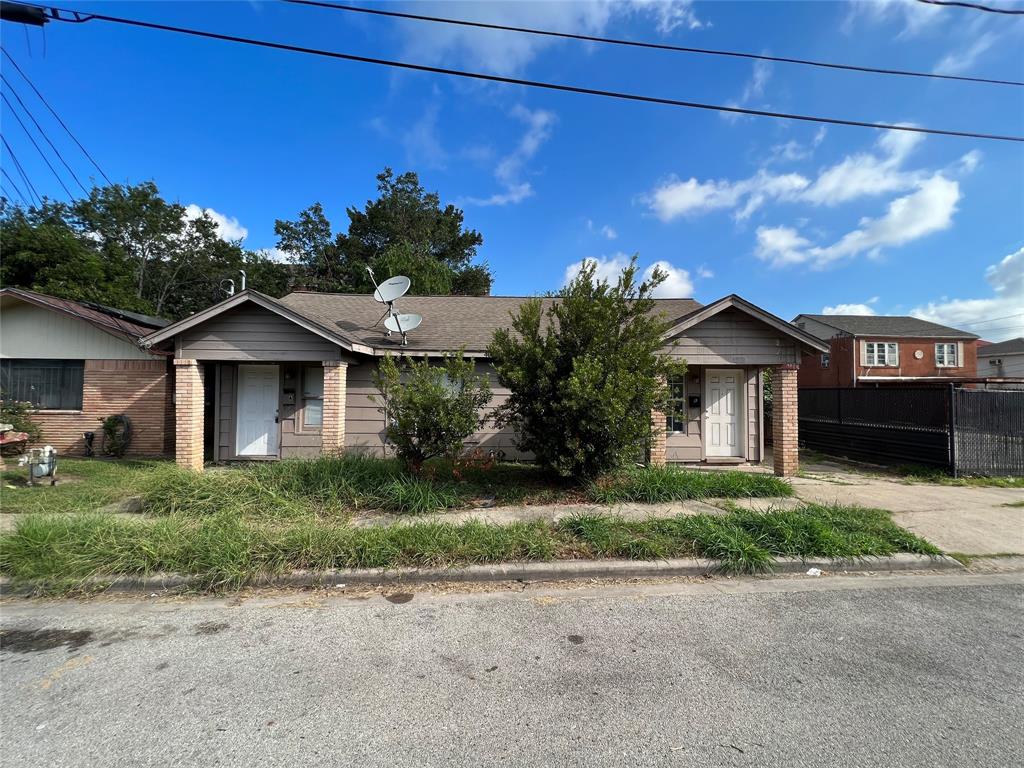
top-left (372, 351), bottom-right (492, 473)
top-left (488, 255), bottom-right (685, 479)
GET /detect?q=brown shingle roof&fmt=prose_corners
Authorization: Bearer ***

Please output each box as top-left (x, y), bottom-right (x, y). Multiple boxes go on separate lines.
top-left (277, 292), bottom-right (703, 353)
top-left (0, 287), bottom-right (164, 342)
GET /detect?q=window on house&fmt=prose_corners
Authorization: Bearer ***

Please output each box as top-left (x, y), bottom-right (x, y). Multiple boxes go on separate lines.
top-left (666, 376), bottom-right (687, 434)
top-left (302, 366), bottom-right (324, 428)
top-left (0, 359), bottom-right (84, 410)
top-left (821, 353), bottom-right (831, 369)
top-left (935, 343), bottom-right (959, 368)
top-left (864, 342), bottom-right (898, 367)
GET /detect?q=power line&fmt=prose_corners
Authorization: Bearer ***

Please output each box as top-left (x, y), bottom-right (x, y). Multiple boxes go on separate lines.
top-left (972, 325), bottom-right (1024, 336)
top-left (1, 135), bottom-right (40, 205)
top-left (915, 0), bottom-right (1024, 14)
top-left (957, 312), bottom-right (1024, 327)
top-left (1, 73), bottom-right (88, 193)
top-left (1, 166), bottom-right (29, 205)
top-left (24, 4), bottom-right (1024, 143)
top-left (1, 90), bottom-right (73, 197)
top-left (284, 0), bottom-right (1024, 88)
top-left (1, 47), bottom-right (112, 184)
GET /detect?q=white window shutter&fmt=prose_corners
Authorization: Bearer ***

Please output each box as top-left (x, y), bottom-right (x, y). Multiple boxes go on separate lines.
top-left (957, 342), bottom-right (964, 368)
top-left (860, 340), bottom-right (868, 365)
top-left (891, 343), bottom-right (899, 367)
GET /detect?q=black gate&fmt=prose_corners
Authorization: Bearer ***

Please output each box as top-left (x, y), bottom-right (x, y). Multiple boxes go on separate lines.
top-left (953, 389), bottom-right (1024, 476)
top-left (798, 386), bottom-right (1024, 477)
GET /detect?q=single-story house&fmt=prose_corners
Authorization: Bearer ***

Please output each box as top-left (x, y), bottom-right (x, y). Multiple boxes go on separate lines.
top-left (977, 337), bottom-right (1024, 386)
top-left (791, 313), bottom-right (979, 388)
top-left (142, 289), bottom-right (826, 476)
top-left (0, 287), bottom-right (173, 456)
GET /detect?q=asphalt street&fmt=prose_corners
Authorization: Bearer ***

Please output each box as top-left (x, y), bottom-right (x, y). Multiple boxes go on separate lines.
top-left (1, 571), bottom-right (1022, 767)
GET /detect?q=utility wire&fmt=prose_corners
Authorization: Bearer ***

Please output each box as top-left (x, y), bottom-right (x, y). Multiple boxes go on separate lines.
top-left (1, 47), bottom-right (112, 184)
top-left (1, 73), bottom-right (88, 193)
top-left (1, 135), bottom-right (40, 205)
top-left (25, 4), bottom-right (1024, 143)
top-left (956, 312), bottom-right (1024, 327)
top-left (1, 166), bottom-right (29, 205)
top-left (283, 0), bottom-right (1024, 88)
top-left (1, 90), bottom-right (73, 197)
top-left (915, 0), bottom-right (1024, 14)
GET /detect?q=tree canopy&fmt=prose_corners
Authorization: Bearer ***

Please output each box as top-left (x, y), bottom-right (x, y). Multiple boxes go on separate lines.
top-left (274, 168), bottom-right (492, 295)
top-left (0, 183), bottom-right (291, 321)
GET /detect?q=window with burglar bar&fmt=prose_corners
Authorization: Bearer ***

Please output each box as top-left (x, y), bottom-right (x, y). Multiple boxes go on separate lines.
top-left (0, 359), bottom-right (84, 410)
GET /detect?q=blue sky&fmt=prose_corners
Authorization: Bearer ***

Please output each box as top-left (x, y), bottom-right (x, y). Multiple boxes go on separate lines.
top-left (3, 1), bottom-right (1023, 338)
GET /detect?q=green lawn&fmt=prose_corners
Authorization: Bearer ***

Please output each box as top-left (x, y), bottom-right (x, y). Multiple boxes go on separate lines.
top-left (0, 503), bottom-right (938, 591)
top-left (2, 456), bottom-right (792, 518)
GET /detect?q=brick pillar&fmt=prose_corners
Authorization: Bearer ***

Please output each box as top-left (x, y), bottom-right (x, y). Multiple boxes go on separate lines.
top-left (772, 364), bottom-right (799, 477)
top-left (174, 359), bottom-right (205, 471)
top-left (321, 360), bottom-right (348, 455)
top-left (649, 376), bottom-right (667, 467)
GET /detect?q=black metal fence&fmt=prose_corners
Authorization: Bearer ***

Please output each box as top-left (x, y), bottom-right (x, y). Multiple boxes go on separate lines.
top-left (798, 387), bottom-right (1024, 476)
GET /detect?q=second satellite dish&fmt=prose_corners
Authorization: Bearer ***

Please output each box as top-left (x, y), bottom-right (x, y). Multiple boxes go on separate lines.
top-left (374, 276), bottom-right (411, 304)
top-left (384, 313), bottom-right (423, 334)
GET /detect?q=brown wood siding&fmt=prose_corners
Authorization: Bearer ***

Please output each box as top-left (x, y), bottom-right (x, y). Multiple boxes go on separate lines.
top-left (344, 360), bottom-right (531, 460)
top-left (664, 308), bottom-right (799, 366)
top-left (665, 367), bottom-right (703, 463)
top-left (178, 304), bottom-right (342, 362)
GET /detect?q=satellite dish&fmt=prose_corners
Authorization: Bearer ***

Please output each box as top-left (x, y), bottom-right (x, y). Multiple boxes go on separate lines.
top-left (373, 276), bottom-right (411, 304)
top-left (384, 313), bottom-right (423, 334)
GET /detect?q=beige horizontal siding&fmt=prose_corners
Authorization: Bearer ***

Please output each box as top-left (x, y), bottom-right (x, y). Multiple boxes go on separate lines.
top-left (179, 304), bottom-right (342, 362)
top-left (664, 308), bottom-right (799, 366)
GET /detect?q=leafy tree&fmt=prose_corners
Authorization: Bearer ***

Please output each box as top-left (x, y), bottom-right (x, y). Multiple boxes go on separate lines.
top-left (372, 352), bottom-right (492, 472)
top-left (1, 184), bottom-right (293, 320)
top-left (488, 256), bottom-right (685, 479)
top-left (274, 168), bottom-right (492, 295)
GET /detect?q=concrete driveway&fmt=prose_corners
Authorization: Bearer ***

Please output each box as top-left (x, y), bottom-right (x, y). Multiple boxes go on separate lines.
top-left (788, 457), bottom-right (1024, 556)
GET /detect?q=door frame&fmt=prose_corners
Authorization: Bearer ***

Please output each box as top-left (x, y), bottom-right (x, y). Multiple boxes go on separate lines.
top-left (235, 364), bottom-right (281, 458)
top-left (703, 367), bottom-right (745, 459)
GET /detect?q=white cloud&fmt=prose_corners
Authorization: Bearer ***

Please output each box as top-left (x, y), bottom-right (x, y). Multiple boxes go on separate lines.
top-left (563, 254), bottom-right (694, 297)
top-left (254, 247), bottom-right (294, 263)
top-left (600, 224), bottom-right (617, 240)
top-left (402, 102), bottom-right (448, 169)
top-left (644, 260), bottom-right (694, 297)
top-left (183, 204), bottom-right (248, 242)
top-left (401, 1), bottom-right (703, 76)
top-left (756, 174), bottom-right (961, 269)
top-left (467, 105), bottom-right (555, 206)
top-left (910, 248), bottom-right (1024, 341)
top-left (696, 265), bottom-right (714, 279)
top-left (645, 127), bottom-right (935, 222)
top-left (934, 31), bottom-right (998, 75)
top-left (822, 297), bottom-right (880, 315)
top-left (842, 0), bottom-right (944, 38)
top-left (768, 127), bottom-right (827, 164)
top-left (721, 60), bottom-right (773, 124)
top-left (958, 150), bottom-right (982, 175)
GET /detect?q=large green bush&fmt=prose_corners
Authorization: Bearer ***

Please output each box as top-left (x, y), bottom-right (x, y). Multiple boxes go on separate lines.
top-left (372, 352), bottom-right (492, 472)
top-left (488, 255), bottom-right (685, 479)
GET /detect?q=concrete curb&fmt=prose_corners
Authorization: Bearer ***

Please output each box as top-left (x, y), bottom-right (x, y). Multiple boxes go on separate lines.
top-left (0, 554), bottom-right (962, 596)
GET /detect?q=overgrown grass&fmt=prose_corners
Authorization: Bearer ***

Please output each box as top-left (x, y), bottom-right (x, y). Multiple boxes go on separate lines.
top-left (587, 465), bottom-right (792, 504)
top-left (893, 465), bottom-right (1024, 488)
top-left (0, 459), bottom-right (169, 514)
top-left (0, 503), bottom-right (938, 591)
top-left (3, 456), bottom-right (793, 518)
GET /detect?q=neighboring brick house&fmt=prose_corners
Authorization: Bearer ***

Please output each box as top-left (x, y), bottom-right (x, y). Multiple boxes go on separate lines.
top-left (0, 288), bottom-right (173, 456)
top-left (790, 314), bottom-right (979, 388)
top-left (142, 290), bottom-right (827, 476)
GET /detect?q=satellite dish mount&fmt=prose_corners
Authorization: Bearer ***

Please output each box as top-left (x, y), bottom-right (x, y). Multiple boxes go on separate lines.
top-left (366, 267), bottom-right (421, 346)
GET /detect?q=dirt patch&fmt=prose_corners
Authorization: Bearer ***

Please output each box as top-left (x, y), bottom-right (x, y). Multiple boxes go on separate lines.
top-left (384, 592), bottom-right (414, 604)
top-left (193, 621), bottom-right (230, 636)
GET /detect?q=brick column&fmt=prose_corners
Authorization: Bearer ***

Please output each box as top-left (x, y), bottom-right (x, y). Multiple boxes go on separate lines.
top-left (772, 364), bottom-right (799, 477)
top-left (174, 359), bottom-right (205, 471)
top-left (321, 360), bottom-right (348, 455)
top-left (649, 376), bottom-right (667, 467)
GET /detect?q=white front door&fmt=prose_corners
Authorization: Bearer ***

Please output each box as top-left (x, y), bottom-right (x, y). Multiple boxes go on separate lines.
top-left (236, 365), bottom-right (279, 457)
top-left (705, 369), bottom-right (743, 458)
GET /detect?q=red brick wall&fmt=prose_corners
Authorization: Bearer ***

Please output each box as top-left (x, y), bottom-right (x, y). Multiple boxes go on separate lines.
top-left (854, 337), bottom-right (978, 379)
top-left (799, 336), bottom-right (977, 388)
top-left (30, 359), bottom-right (173, 457)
